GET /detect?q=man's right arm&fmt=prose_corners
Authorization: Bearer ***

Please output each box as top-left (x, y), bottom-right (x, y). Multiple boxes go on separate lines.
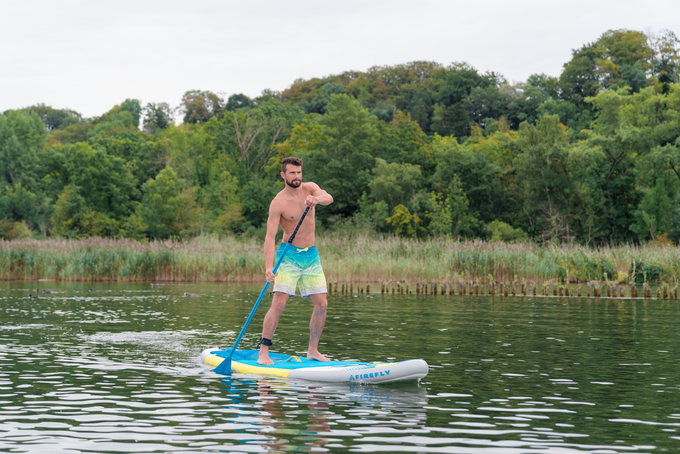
top-left (264, 201), bottom-right (281, 283)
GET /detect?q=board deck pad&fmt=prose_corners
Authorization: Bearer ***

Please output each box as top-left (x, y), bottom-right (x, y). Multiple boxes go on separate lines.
top-left (203, 349), bottom-right (429, 383)
top-left (212, 349), bottom-right (365, 369)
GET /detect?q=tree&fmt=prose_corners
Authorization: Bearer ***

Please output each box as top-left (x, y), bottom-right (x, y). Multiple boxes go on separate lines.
top-left (0, 183), bottom-right (50, 235)
top-left (140, 167), bottom-right (202, 238)
top-left (52, 185), bottom-right (119, 237)
top-left (120, 99), bottom-right (142, 128)
top-left (301, 94), bottom-right (380, 220)
top-left (180, 90), bottom-right (225, 124)
top-left (430, 103), bottom-right (470, 138)
top-left (431, 135), bottom-right (508, 234)
top-left (630, 173), bottom-right (676, 241)
top-left (0, 110), bottom-right (47, 191)
top-left (221, 108), bottom-right (285, 174)
top-left (448, 174), bottom-right (477, 237)
top-left (594, 29), bottom-right (651, 89)
top-left (514, 115), bottom-right (579, 241)
top-left (407, 91), bottom-right (433, 131)
top-left (369, 101), bottom-right (395, 123)
top-left (303, 83), bottom-right (347, 114)
top-left (432, 62), bottom-right (495, 106)
top-left (143, 102), bottom-right (174, 133)
top-left (559, 42), bottom-right (602, 106)
top-left (89, 130), bottom-right (162, 190)
top-left (45, 143), bottom-right (139, 220)
top-left (23, 104), bottom-right (82, 131)
top-left (385, 204), bottom-right (415, 237)
top-left (225, 93), bottom-right (253, 111)
top-left (426, 192), bottom-right (452, 237)
top-left (368, 158), bottom-right (421, 210)
top-left (647, 29), bottom-right (680, 93)
top-left (375, 111), bottom-right (429, 166)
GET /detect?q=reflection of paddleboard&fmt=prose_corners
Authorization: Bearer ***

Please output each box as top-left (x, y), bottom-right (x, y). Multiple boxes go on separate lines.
top-left (202, 349), bottom-right (428, 383)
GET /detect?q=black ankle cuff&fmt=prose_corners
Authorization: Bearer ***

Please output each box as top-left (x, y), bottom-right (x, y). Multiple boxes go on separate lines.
top-left (260, 337), bottom-right (272, 347)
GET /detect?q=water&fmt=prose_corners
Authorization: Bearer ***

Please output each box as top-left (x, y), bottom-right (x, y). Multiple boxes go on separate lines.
top-left (1, 282), bottom-right (678, 453)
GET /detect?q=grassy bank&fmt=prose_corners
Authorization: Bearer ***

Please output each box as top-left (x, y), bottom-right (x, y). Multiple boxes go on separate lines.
top-left (1, 234), bottom-right (679, 285)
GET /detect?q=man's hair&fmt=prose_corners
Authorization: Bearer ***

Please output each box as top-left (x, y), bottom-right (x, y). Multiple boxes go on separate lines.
top-left (281, 156), bottom-right (303, 173)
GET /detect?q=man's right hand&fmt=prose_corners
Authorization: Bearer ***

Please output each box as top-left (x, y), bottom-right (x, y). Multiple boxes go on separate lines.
top-left (266, 268), bottom-right (277, 283)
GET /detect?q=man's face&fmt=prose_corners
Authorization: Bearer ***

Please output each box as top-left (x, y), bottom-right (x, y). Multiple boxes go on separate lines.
top-left (282, 165), bottom-right (302, 188)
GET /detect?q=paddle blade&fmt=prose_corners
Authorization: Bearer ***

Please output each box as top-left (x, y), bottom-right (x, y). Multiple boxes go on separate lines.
top-left (212, 350), bottom-right (233, 375)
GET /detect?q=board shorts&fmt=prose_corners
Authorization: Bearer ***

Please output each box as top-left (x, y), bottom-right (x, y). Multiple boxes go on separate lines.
top-left (273, 243), bottom-right (327, 298)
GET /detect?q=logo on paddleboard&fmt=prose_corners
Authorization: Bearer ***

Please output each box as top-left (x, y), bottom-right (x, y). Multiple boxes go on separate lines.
top-left (349, 369), bottom-right (390, 380)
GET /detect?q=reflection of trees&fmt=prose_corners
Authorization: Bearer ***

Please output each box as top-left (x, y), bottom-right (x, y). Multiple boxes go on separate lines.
top-left (254, 379), bottom-right (330, 452)
top-left (247, 379), bottom-right (428, 452)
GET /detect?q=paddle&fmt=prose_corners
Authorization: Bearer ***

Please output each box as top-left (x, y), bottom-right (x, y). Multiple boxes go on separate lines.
top-left (213, 205), bottom-right (311, 376)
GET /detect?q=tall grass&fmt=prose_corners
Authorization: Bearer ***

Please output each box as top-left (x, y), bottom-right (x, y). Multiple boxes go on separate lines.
top-left (0, 235), bottom-right (679, 284)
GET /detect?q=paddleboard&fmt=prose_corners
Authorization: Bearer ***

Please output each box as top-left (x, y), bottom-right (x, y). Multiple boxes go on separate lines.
top-left (202, 348), bottom-right (429, 384)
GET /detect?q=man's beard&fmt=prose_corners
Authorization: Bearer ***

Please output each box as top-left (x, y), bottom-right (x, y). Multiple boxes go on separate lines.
top-left (285, 178), bottom-right (301, 188)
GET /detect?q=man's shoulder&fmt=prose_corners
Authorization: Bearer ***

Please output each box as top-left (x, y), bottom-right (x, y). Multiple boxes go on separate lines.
top-left (301, 181), bottom-right (320, 192)
top-left (269, 192), bottom-right (287, 211)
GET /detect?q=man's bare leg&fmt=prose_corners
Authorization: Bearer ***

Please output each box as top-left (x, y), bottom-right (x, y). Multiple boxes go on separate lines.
top-left (307, 293), bottom-right (329, 361)
top-left (258, 292), bottom-right (289, 365)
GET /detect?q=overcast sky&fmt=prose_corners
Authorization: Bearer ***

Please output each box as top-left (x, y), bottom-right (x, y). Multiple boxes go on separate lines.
top-left (2, 0), bottom-right (679, 118)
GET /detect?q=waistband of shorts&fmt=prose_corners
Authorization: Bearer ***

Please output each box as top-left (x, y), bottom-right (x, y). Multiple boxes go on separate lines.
top-left (278, 243), bottom-right (317, 254)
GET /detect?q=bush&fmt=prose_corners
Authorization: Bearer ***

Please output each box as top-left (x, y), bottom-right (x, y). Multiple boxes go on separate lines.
top-left (486, 221), bottom-right (526, 242)
top-left (631, 260), bottom-right (663, 283)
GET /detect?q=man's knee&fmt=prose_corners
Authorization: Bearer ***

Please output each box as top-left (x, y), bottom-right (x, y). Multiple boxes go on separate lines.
top-left (271, 292), bottom-right (289, 311)
top-left (311, 294), bottom-right (328, 311)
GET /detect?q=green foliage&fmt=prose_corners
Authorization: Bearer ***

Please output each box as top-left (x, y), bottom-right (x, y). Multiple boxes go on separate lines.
top-left (120, 99), bottom-right (142, 128)
top-left (355, 192), bottom-right (389, 232)
top-left (22, 103), bottom-right (82, 131)
top-left (385, 204), bottom-right (415, 237)
top-left (426, 192), bottom-right (452, 237)
top-left (225, 94), bottom-right (253, 111)
top-left (300, 94), bottom-right (380, 220)
top-left (0, 218), bottom-right (31, 240)
top-left (630, 260), bottom-right (663, 283)
top-left (52, 185), bottom-right (119, 238)
top-left (140, 167), bottom-right (202, 239)
top-left (2, 28), bottom-right (680, 246)
top-left (0, 110), bottom-right (47, 191)
top-left (143, 102), bottom-right (174, 133)
top-left (181, 90), bottom-right (225, 124)
top-left (486, 220), bottom-right (526, 242)
top-left (368, 158), bottom-right (421, 210)
top-left (302, 82), bottom-right (347, 114)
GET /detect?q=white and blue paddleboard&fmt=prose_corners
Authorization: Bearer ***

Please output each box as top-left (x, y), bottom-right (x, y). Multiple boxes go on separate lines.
top-left (202, 349), bottom-right (429, 384)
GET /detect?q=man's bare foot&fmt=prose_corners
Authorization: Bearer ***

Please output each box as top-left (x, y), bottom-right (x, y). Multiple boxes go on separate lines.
top-left (258, 354), bottom-right (274, 365)
top-left (307, 351), bottom-right (330, 362)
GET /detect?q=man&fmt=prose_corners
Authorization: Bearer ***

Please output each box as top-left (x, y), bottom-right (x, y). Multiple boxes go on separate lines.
top-left (258, 156), bottom-right (334, 365)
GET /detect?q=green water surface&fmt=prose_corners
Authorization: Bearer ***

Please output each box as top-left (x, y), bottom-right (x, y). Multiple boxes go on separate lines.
top-left (0, 281), bottom-right (678, 453)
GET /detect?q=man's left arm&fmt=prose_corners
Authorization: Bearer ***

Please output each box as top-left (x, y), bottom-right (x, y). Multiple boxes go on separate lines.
top-left (306, 183), bottom-right (333, 207)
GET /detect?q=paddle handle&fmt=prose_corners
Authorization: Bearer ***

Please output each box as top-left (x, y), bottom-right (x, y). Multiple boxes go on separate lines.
top-left (216, 206), bottom-right (310, 374)
top-left (286, 205), bottom-right (310, 246)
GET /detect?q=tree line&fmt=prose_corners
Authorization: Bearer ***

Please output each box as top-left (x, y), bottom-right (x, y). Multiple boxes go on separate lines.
top-left (1, 28), bottom-right (680, 245)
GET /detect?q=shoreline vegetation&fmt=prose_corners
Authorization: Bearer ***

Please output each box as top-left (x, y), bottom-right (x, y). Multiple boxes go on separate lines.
top-left (1, 235), bottom-right (679, 290)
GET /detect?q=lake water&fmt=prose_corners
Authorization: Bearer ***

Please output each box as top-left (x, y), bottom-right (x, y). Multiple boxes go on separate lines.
top-left (0, 281), bottom-right (678, 453)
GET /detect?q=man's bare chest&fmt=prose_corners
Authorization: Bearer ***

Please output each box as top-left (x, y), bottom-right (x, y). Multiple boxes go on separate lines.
top-left (280, 201), bottom-right (314, 224)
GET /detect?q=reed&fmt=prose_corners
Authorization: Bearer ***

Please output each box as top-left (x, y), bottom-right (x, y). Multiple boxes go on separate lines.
top-left (0, 234), bottom-right (679, 284)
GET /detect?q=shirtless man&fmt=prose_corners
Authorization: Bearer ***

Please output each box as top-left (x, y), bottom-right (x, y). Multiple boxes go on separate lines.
top-left (258, 156), bottom-right (334, 366)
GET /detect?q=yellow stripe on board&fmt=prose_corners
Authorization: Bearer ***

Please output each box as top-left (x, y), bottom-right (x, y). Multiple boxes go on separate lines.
top-left (205, 354), bottom-right (291, 378)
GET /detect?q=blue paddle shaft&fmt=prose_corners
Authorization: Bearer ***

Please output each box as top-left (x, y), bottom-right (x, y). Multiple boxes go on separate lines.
top-left (214, 206), bottom-right (310, 375)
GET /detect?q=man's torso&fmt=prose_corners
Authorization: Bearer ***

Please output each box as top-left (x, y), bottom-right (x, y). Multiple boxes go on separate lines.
top-left (274, 183), bottom-right (316, 248)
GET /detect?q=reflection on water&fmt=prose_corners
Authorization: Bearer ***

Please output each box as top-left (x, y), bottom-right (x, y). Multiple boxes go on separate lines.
top-left (0, 281), bottom-right (677, 452)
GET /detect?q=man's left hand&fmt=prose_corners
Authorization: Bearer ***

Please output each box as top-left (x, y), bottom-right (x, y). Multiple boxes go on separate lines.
top-left (305, 195), bottom-right (318, 207)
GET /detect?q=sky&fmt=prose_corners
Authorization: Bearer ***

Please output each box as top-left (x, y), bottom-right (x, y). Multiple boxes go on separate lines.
top-left (2, 0), bottom-right (679, 118)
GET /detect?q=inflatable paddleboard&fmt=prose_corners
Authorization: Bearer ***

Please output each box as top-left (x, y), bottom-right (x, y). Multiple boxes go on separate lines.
top-left (202, 349), bottom-right (428, 384)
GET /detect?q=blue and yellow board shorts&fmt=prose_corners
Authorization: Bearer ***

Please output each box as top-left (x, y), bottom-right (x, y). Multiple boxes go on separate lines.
top-left (273, 243), bottom-right (327, 298)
